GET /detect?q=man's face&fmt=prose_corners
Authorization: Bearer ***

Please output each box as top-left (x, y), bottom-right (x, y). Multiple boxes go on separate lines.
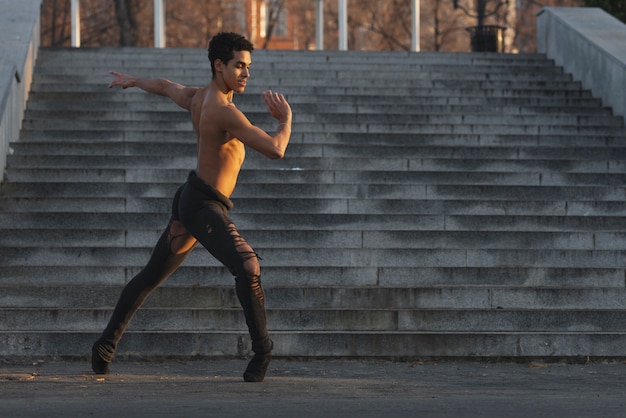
top-left (221, 50), bottom-right (251, 93)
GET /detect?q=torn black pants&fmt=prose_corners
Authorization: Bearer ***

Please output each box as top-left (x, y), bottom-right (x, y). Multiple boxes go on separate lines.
top-left (95, 171), bottom-right (271, 359)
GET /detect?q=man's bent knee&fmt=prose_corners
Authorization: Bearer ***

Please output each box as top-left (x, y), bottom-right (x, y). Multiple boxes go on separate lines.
top-left (242, 256), bottom-right (261, 281)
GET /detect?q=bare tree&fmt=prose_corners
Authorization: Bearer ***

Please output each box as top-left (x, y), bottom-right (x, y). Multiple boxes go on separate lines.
top-left (113, 0), bottom-right (134, 46)
top-left (286, 0), bottom-right (316, 50)
top-left (452, 0), bottom-right (508, 27)
top-left (166, 0), bottom-right (223, 48)
top-left (41, 0), bottom-right (71, 46)
top-left (356, 0), bottom-right (412, 50)
top-left (262, 0), bottom-right (286, 48)
top-left (426, 0), bottom-right (467, 51)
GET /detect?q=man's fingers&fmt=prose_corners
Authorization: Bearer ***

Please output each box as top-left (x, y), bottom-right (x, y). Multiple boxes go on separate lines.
top-left (263, 91), bottom-right (286, 107)
top-left (108, 70), bottom-right (121, 89)
top-left (262, 90), bottom-right (290, 122)
top-left (263, 91), bottom-right (278, 107)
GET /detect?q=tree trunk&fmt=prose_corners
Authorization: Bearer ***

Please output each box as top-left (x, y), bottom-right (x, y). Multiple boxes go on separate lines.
top-left (114, 0), bottom-right (134, 46)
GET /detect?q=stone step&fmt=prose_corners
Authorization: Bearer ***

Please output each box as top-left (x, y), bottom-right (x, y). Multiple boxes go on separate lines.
top-left (2, 182), bottom-right (624, 202)
top-left (34, 52), bottom-right (561, 69)
top-left (21, 105), bottom-right (621, 121)
top-left (21, 121), bottom-right (622, 135)
top-left (2, 285), bottom-right (625, 310)
top-left (27, 91), bottom-right (606, 107)
top-left (30, 83), bottom-right (595, 99)
top-left (10, 133), bottom-right (625, 150)
top-left (6, 168), bottom-right (626, 188)
top-left (25, 101), bottom-right (614, 117)
top-left (34, 70), bottom-right (577, 84)
top-left (1, 247), bottom-right (625, 269)
top-left (18, 123), bottom-right (624, 137)
top-left (2, 229), bottom-right (624, 250)
top-left (8, 158), bottom-right (626, 177)
top-left (1, 210), bottom-right (625, 230)
top-left (21, 110), bottom-right (625, 127)
top-left (13, 134), bottom-right (626, 152)
top-left (0, 266), bottom-right (621, 287)
top-left (9, 155), bottom-right (626, 174)
top-left (4, 330), bottom-right (625, 358)
top-left (2, 307), bottom-right (625, 332)
top-left (2, 196), bottom-right (625, 217)
top-left (331, 133), bottom-right (626, 147)
top-left (31, 78), bottom-right (585, 92)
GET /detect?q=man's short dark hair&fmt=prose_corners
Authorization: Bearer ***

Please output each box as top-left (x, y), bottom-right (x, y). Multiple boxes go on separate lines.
top-left (208, 32), bottom-right (254, 78)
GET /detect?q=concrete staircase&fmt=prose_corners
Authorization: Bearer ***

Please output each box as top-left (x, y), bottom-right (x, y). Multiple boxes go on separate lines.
top-left (2, 47), bottom-right (626, 361)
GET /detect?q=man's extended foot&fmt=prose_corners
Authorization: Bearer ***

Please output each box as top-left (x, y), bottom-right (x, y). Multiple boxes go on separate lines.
top-left (243, 351), bottom-right (272, 382)
top-left (91, 340), bottom-right (115, 375)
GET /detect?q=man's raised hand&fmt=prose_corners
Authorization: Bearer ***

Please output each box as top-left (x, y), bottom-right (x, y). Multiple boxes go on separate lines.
top-left (262, 90), bottom-right (292, 123)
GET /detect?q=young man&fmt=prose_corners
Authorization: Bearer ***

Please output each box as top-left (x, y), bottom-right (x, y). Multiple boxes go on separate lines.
top-left (91, 32), bottom-right (292, 383)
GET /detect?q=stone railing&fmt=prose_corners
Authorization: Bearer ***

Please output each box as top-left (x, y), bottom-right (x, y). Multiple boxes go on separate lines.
top-left (0, 0), bottom-right (41, 182)
top-left (537, 7), bottom-right (626, 123)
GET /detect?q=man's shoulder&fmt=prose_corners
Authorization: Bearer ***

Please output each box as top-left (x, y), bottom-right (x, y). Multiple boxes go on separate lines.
top-left (195, 94), bottom-right (244, 130)
top-left (203, 96), bottom-right (241, 117)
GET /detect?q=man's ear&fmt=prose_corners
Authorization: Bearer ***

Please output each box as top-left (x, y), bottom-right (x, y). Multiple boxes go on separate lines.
top-left (214, 59), bottom-right (225, 73)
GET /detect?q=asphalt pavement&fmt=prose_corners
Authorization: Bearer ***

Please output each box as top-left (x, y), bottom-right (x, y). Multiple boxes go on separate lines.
top-left (1, 358), bottom-right (625, 417)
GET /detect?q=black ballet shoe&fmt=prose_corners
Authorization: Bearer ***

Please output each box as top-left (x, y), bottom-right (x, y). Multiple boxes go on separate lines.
top-left (91, 340), bottom-right (115, 375)
top-left (243, 351), bottom-right (272, 382)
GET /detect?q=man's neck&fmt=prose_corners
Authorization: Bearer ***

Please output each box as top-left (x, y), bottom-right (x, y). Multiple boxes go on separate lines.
top-left (211, 77), bottom-right (235, 100)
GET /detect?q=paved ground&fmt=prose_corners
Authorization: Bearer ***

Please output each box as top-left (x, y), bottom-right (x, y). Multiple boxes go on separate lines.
top-left (1, 358), bottom-right (625, 417)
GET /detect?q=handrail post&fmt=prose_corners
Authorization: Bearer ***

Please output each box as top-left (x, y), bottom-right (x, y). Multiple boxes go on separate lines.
top-left (411, 0), bottom-right (420, 52)
top-left (316, 0), bottom-right (324, 50)
top-left (154, 0), bottom-right (165, 48)
top-left (338, 0), bottom-right (347, 50)
top-left (71, 0), bottom-right (80, 47)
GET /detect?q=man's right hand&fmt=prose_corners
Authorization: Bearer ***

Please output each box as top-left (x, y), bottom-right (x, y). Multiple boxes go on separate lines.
top-left (262, 90), bottom-right (292, 124)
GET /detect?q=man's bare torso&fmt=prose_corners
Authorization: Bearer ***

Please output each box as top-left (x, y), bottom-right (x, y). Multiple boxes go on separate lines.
top-left (189, 85), bottom-right (244, 198)
top-left (108, 49), bottom-right (289, 200)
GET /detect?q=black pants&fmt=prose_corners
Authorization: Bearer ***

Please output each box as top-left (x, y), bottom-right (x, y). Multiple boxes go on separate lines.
top-left (95, 171), bottom-right (271, 359)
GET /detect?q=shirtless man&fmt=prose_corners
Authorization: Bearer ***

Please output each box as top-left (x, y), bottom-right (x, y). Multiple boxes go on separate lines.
top-left (91, 32), bottom-right (292, 383)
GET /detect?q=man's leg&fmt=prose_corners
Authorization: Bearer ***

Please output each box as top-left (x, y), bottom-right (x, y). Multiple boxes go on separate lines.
top-left (180, 197), bottom-right (272, 382)
top-left (201, 223), bottom-right (272, 382)
top-left (92, 219), bottom-right (196, 374)
top-left (232, 241), bottom-right (273, 382)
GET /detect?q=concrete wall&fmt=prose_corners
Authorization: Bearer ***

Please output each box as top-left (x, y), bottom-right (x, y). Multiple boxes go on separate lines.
top-left (537, 7), bottom-right (626, 123)
top-left (0, 1), bottom-right (41, 182)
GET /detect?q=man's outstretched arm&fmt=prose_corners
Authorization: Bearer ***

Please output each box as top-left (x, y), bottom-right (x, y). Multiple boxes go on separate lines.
top-left (108, 70), bottom-right (199, 111)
